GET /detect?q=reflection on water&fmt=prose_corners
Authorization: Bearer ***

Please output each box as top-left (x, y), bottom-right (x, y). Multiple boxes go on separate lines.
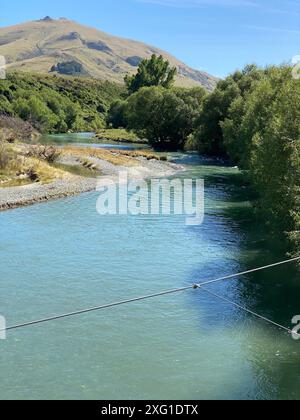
top-left (0, 136), bottom-right (299, 400)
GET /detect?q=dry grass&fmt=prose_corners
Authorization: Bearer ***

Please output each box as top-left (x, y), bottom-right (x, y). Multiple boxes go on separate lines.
top-left (95, 128), bottom-right (142, 143)
top-left (0, 142), bottom-right (12, 170)
top-left (63, 146), bottom-right (140, 167)
top-left (1, 142), bottom-right (158, 189)
top-left (113, 150), bottom-right (168, 161)
top-left (23, 157), bottom-right (72, 183)
top-left (25, 145), bottom-right (61, 163)
top-left (53, 162), bottom-right (100, 178)
top-left (94, 129), bottom-right (148, 145)
top-left (0, 142), bottom-right (72, 187)
top-left (0, 116), bottom-right (39, 142)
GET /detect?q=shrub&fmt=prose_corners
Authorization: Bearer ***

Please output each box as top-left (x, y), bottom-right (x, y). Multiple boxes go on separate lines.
top-left (0, 141), bottom-right (10, 170)
top-left (25, 145), bottom-right (61, 163)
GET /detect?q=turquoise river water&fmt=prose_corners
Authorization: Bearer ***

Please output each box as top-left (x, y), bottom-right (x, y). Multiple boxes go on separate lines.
top-left (0, 134), bottom-right (299, 400)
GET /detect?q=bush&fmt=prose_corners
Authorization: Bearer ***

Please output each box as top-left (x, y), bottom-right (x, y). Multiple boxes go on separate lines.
top-left (0, 115), bottom-right (38, 142)
top-left (0, 141), bottom-right (10, 170)
top-left (25, 145), bottom-right (61, 163)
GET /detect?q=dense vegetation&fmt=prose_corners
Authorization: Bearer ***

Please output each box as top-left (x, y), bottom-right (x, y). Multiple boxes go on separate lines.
top-left (0, 72), bottom-right (124, 133)
top-left (189, 64), bottom-right (300, 252)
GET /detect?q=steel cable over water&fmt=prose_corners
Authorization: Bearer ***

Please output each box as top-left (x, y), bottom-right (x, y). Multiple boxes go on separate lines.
top-left (199, 287), bottom-right (295, 335)
top-left (1, 256), bottom-right (300, 335)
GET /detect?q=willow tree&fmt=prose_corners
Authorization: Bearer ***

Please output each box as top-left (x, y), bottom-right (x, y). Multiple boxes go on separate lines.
top-left (125, 86), bottom-right (205, 150)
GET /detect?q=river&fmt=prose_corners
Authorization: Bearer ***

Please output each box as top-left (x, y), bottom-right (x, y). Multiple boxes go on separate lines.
top-left (0, 133), bottom-right (299, 400)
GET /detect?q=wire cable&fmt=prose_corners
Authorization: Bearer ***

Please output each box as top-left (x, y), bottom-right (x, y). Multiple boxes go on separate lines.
top-left (1, 256), bottom-right (299, 334)
top-left (198, 286), bottom-right (295, 336)
top-left (195, 256), bottom-right (300, 288)
top-left (1, 285), bottom-right (193, 333)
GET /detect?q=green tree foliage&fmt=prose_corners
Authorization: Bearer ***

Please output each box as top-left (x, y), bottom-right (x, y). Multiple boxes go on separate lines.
top-left (107, 100), bottom-right (128, 128)
top-left (0, 83), bottom-right (13, 114)
top-left (12, 97), bottom-right (31, 120)
top-left (124, 54), bottom-right (177, 94)
top-left (221, 66), bottom-right (276, 167)
top-left (27, 96), bottom-right (59, 132)
top-left (193, 64), bottom-right (263, 156)
top-left (242, 67), bottom-right (300, 248)
top-left (197, 64), bottom-right (300, 253)
top-left (125, 86), bottom-right (206, 150)
top-left (0, 72), bottom-right (124, 133)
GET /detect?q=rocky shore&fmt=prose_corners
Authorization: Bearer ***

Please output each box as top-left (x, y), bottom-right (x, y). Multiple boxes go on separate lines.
top-left (0, 155), bottom-right (183, 211)
top-left (0, 177), bottom-right (97, 211)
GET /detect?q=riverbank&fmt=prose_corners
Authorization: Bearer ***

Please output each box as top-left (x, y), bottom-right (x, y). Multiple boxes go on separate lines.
top-left (0, 145), bottom-right (183, 211)
top-left (0, 177), bottom-right (97, 211)
top-left (94, 128), bottom-right (148, 145)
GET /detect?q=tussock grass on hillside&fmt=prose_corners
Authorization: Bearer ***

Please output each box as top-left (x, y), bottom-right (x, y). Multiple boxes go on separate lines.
top-left (0, 18), bottom-right (217, 90)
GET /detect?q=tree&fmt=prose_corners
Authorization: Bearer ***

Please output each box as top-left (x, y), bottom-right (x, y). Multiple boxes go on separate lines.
top-left (125, 86), bottom-right (205, 150)
top-left (193, 64), bottom-right (263, 156)
top-left (187, 63), bottom-right (300, 254)
top-left (221, 66), bottom-right (292, 168)
top-left (107, 100), bottom-right (128, 128)
top-left (193, 79), bottom-right (240, 155)
top-left (243, 67), bottom-right (300, 243)
top-left (124, 54), bottom-right (177, 94)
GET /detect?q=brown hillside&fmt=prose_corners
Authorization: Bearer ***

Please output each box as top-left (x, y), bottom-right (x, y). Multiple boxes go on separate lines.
top-left (0, 17), bottom-right (217, 90)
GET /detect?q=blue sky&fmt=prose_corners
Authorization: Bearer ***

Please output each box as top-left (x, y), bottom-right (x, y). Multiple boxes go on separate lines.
top-left (1, 0), bottom-right (299, 77)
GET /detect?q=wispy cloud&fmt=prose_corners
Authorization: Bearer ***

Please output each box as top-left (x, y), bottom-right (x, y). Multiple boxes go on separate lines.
top-left (136, 0), bottom-right (260, 8)
top-left (136, 0), bottom-right (300, 15)
top-left (244, 25), bottom-right (300, 35)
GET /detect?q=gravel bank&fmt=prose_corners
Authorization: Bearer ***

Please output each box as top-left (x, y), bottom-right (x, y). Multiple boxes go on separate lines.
top-left (0, 177), bottom-right (97, 211)
top-left (0, 158), bottom-right (184, 211)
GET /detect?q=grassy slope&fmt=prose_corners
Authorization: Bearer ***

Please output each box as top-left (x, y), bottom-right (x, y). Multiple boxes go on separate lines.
top-left (0, 18), bottom-right (217, 91)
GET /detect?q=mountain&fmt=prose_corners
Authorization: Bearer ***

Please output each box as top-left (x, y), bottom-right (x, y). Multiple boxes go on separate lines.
top-left (0, 17), bottom-right (217, 90)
